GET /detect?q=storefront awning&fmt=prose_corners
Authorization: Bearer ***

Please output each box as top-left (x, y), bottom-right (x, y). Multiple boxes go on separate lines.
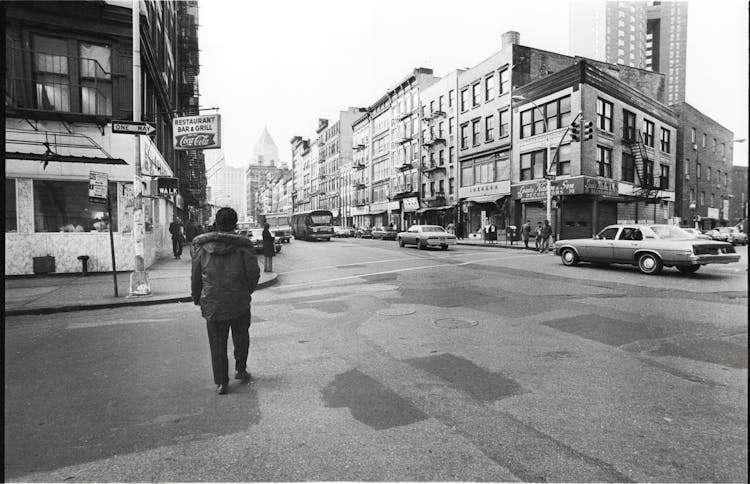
top-left (463, 194), bottom-right (504, 204)
top-left (6, 128), bottom-right (128, 166)
top-left (416, 205), bottom-right (455, 214)
top-left (369, 211), bottom-right (386, 215)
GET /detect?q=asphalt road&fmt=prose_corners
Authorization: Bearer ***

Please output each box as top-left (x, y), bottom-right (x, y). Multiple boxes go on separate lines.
top-left (5, 238), bottom-right (748, 482)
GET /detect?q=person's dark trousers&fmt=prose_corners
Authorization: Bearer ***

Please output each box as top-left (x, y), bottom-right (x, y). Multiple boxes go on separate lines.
top-left (206, 316), bottom-right (251, 385)
top-left (172, 237), bottom-right (183, 258)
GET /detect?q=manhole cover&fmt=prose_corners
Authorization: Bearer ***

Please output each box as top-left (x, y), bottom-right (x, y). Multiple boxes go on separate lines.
top-left (376, 308), bottom-right (416, 316)
top-left (434, 317), bottom-right (478, 329)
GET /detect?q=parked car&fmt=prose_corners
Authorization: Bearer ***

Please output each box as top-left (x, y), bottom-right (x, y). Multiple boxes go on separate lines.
top-left (681, 227), bottom-right (712, 240)
top-left (372, 226), bottom-right (398, 240)
top-left (240, 228), bottom-right (282, 254)
top-left (703, 229), bottom-right (729, 242)
top-left (716, 226), bottom-right (748, 245)
top-left (397, 225), bottom-right (457, 250)
top-left (333, 226), bottom-right (355, 238)
top-left (355, 227), bottom-right (373, 239)
top-left (554, 224), bottom-right (740, 275)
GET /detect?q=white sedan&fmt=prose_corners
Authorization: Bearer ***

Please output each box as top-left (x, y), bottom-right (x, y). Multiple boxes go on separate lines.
top-left (397, 225), bottom-right (457, 250)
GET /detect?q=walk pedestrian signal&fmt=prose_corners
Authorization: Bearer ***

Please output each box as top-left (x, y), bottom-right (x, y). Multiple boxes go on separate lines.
top-left (570, 121), bottom-right (580, 141)
top-left (582, 120), bottom-right (594, 140)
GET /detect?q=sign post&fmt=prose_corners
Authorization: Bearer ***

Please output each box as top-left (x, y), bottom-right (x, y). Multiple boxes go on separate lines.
top-left (89, 170), bottom-right (118, 296)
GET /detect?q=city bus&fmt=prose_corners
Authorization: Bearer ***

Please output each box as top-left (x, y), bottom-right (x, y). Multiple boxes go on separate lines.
top-left (259, 212), bottom-right (292, 243)
top-left (290, 209), bottom-right (334, 241)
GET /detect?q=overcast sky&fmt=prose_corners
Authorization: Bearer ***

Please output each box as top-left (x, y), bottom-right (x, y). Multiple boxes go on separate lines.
top-left (198, 0), bottom-right (749, 170)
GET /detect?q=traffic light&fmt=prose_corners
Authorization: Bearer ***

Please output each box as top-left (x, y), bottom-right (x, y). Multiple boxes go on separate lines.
top-left (582, 120), bottom-right (593, 140)
top-left (570, 121), bottom-right (580, 141)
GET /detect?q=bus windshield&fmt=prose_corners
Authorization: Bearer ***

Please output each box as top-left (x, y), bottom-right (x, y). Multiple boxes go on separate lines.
top-left (311, 214), bottom-right (332, 225)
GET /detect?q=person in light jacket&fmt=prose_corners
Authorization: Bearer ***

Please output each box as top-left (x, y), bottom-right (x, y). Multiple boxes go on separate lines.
top-left (262, 222), bottom-right (275, 273)
top-left (191, 207), bottom-right (260, 395)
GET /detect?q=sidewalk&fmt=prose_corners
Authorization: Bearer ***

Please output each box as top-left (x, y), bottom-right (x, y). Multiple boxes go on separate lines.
top-left (4, 255), bottom-right (278, 316)
top-left (457, 235), bottom-right (552, 251)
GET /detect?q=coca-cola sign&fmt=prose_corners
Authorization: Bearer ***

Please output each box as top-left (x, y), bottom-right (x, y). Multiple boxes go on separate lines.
top-left (173, 114), bottom-right (221, 151)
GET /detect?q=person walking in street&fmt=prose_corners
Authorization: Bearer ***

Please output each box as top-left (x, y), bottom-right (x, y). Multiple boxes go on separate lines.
top-left (521, 220), bottom-right (531, 249)
top-left (191, 207), bottom-right (260, 395)
top-left (169, 217), bottom-right (185, 259)
top-left (262, 222), bottom-right (275, 273)
top-left (540, 219), bottom-right (552, 253)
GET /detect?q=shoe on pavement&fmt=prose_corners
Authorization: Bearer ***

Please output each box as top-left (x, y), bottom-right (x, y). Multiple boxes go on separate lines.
top-left (216, 383), bottom-right (228, 395)
top-left (235, 370), bottom-right (252, 381)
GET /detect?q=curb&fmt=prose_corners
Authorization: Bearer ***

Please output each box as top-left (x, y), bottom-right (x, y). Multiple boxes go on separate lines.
top-left (4, 273), bottom-right (279, 317)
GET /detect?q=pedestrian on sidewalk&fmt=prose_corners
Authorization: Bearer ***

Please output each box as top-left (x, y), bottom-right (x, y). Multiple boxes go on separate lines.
top-left (191, 207), bottom-right (260, 395)
top-left (456, 221), bottom-right (464, 240)
top-left (521, 220), bottom-right (531, 249)
top-left (534, 222), bottom-right (543, 251)
top-left (540, 219), bottom-right (552, 253)
top-left (262, 222), bottom-right (275, 273)
top-left (169, 217), bottom-right (185, 259)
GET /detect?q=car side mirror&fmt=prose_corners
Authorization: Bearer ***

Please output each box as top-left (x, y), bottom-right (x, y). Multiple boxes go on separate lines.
top-left (593, 235), bottom-right (599, 240)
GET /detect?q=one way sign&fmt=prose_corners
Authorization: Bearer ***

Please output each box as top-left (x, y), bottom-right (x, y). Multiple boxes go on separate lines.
top-left (111, 120), bottom-right (156, 136)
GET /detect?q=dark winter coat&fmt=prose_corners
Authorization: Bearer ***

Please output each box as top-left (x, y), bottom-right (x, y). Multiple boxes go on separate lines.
top-left (262, 229), bottom-right (275, 257)
top-left (541, 224), bottom-right (552, 238)
top-left (191, 232), bottom-right (261, 322)
top-left (169, 222), bottom-right (184, 240)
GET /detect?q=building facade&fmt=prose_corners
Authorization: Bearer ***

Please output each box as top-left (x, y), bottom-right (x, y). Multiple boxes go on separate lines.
top-left (671, 102), bottom-right (737, 230)
top-left (245, 127), bottom-right (282, 223)
top-left (570, 1), bottom-right (687, 104)
top-left (730, 166), bottom-right (748, 233)
top-left (5, 0), bottom-right (201, 275)
top-left (205, 156), bottom-right (245, 221)
top-left (511, 60), bottom-right (677, 240)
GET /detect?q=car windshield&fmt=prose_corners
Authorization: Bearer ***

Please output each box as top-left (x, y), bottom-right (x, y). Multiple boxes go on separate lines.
top-left (718, 227), bottom-right (734, 233)
top-left (648, 225), bottom-right (693, 239)
top-left (421, 226), bottom-right (445, 232)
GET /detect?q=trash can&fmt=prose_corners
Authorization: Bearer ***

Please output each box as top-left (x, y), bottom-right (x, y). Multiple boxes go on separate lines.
top-left (77, 255), bottom-right (90, 275)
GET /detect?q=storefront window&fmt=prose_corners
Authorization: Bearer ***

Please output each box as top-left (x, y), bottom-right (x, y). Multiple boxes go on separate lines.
top-left (33, 180), bottom-right (118, 232)
top-left (6, 179), bottom-right (18, 232)
top-left (461, 163), bottom-right (474, 187)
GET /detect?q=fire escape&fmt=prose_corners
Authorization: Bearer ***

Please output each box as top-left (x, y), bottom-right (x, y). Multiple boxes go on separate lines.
top-left (629, 130), bottom-right (660, 201)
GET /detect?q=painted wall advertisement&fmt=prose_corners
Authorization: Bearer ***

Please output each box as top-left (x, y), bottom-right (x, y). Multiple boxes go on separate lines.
top-left (173, 114), bottom-right (221, 150)
top-left (513, 176), bottom-right (619, 201)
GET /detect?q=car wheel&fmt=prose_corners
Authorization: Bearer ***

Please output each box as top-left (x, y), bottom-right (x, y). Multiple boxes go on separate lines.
top-left (677, 265), bottom-right (700, 274)
top-left (418, 239), bottom-right (427, 250)
top-left (560, 248), bottom-right (579, 266)
top-left (398, 238), bottom-right (405, 247)
top-left (441, 244), bottom-right (448, 250)
top-left (637, 253), bottom-right (663, 275)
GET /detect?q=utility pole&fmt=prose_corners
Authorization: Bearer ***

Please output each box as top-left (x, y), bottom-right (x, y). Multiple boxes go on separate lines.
top-left (129, 0), bottom-right (150, 296)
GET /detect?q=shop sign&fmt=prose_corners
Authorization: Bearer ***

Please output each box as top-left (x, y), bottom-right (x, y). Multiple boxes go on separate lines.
top-left (582, 177), bottom-right (618, 197)
top-left (723, 199), bottom-right (730, 220)
top-left (402, 197), bottom-right (420, 211)
top-left (173, 114), bottom-right (221, 151)
top-left (351, 206), bottom-right (369, 216)
top-left (458, 180), bottom-right (510, 199)
top-left (88, 170), bottom-right (108, 204)
top-left (707, 207), bottom-right (719, 220)
top-left (157, 176), bottom-right (179, 195)
top-left (387, 201), bottom-right (400, 211)
top-left (513, 176), bottom-right (618, 201)
top-left (370, 202), bottom-right (388, 213)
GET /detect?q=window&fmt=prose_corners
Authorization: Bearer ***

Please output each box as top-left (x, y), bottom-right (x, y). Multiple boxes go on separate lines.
top-left (550, 144), bottom-right (571, 176)
top-left (724, 172), bottom-right (728, 187)
top-left (712, 137), bottom-right (717, 152)
top-left (438, 179), bottom-right (444, 195)
top-left (461, 163), bottom-right (474, 186)
top-left (439, 149), bottom-right (445, 165)
top-left (33, 180), bottom-right (119, 232)
top-left (485, 75), bottom-right (494, 101)
top-left (448, 117), bottom-right (454, 135)
top-left (429, 181), bottom-right (435, 196)
top-left (30, 35), bottom-right (113, 115)
top-left (520, 149), bottom-right (547, 181)
top-left (659, 164), bottom-right (669, 189)
top-left (499, 67), bottom-right (509, 94)
top-left (6, 179), bottom-right (17, 232)
top-left (596, 146), bottom-right (612, 177)
top-left (700, 191), bottom-right (705, 205)
top-left (472, 119), bottom-right (480, 146)
top-left (690, 127), bottom-right (696, 143)
top-left (702, 133), bottom-right (706, 148)
top-left (429, 100), bottom-right (435, 113)
top-left (449, 178), bottom-right (454, 195)
top-left (697, 163), bottom-right (701, 178)
top-left (622, 152), bottom-right (635, 182)
top-left (460, 124), bottom-right (468, 149)
top-left (449, 147), bottom-right (454, 163)
top-left (519, 95), bottom-right (571, 138)
top-left (460, 89), bottom-right (468, 111)
top-left (472, 82), bottom-right (480, 107)
top-left (660, 128), bottom-right (671, 153)
top-left (449, 89), bottom-right (454, 107)
top-left (485, 115), bottom-right (494, 142)
top-left (499, 109), bottom-right (509, 138)
top-left (438, 121), bottom-right (444, 138)
top-left (643, 119), bottom-right (655, 147)
top-left (707, 167), bottom-right (711, 182)
top-left (597, 98), bottom-right (613, 132)
top-left (710, 193), bottom-right (715, 207)
top-left (438, 95), bottom-right (444, 111)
